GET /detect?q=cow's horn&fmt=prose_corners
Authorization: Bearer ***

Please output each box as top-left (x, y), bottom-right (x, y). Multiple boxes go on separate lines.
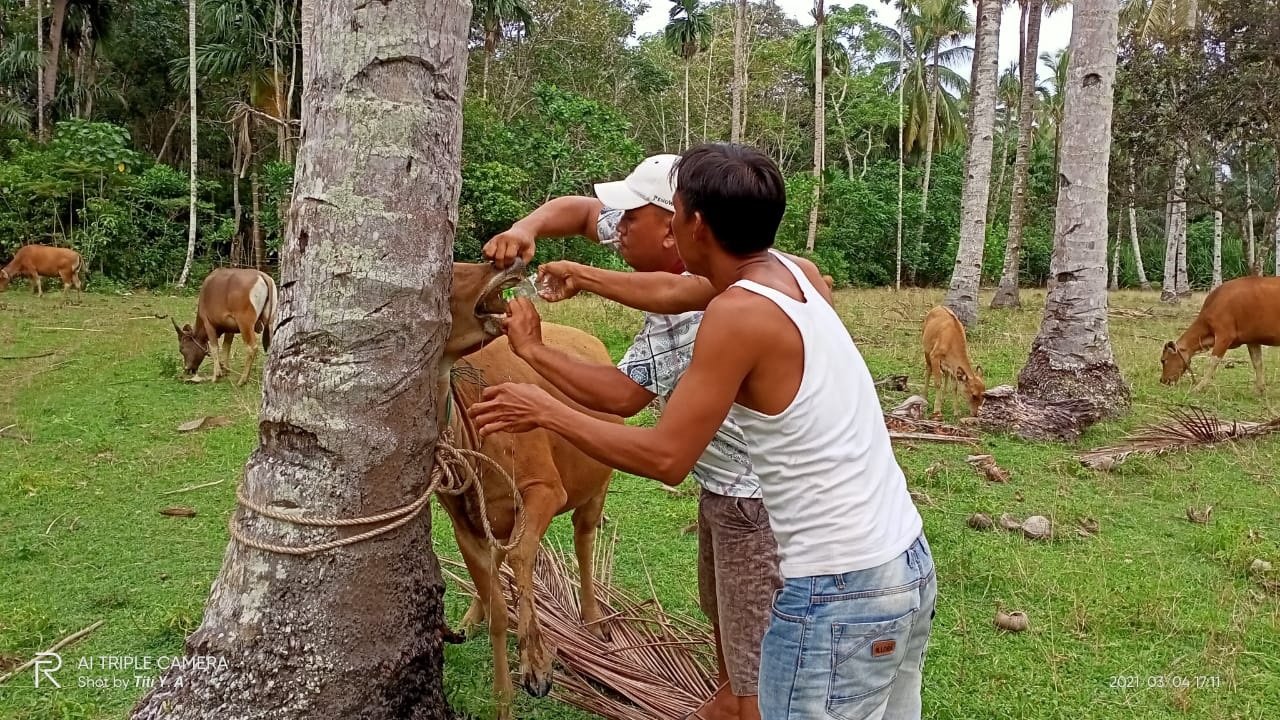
top-left (171, 317), bottom-right (182, 334)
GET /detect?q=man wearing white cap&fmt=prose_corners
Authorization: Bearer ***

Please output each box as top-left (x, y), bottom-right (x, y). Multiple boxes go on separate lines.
top-left (484, 155), bottom-right (785, 720)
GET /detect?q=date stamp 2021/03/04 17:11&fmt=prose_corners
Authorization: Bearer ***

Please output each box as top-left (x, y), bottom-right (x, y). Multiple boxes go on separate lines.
top-left (1108, 675), bottom-right (1224, 690)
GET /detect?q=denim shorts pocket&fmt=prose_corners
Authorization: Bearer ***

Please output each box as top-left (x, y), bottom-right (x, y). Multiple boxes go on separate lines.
top-left (825, 608), bottom-right (917, 720)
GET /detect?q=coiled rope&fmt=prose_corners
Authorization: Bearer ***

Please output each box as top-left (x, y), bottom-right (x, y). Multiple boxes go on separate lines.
top-left (228, 426), bottom-right (526, 556)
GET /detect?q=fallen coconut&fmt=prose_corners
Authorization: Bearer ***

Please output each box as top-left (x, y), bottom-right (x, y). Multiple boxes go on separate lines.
top-left (994, 609), bottom-right (1029, 633)
top-left (967, 513), bottom-right (994, 531)
top-left (1022, 515), bottom-right (1052, 540)
top-left (998, 513), bottom-right (1022, 531)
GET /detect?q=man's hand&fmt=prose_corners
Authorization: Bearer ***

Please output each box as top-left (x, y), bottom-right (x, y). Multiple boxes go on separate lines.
top-left (502, 297), bottom-right (544, 358)
top-left (484, 225), bottom-right (536, 269)
top-left (536, 261), bottom-right (588, 302)
top-left (470, 382), bottom-right (560, 439)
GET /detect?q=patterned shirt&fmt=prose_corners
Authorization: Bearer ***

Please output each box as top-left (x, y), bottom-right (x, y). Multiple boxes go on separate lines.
top-left (599, 208), bottom-right (762, 498)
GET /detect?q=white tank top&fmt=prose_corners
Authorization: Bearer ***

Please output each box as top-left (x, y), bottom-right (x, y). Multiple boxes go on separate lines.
top-left (729, 251), bottom-right (922, 578)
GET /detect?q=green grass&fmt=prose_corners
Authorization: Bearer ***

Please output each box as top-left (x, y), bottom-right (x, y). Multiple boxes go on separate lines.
top-left (2, 286), bottom-right (1278, 719)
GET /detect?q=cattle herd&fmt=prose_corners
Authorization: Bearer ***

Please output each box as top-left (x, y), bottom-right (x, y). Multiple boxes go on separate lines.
top-left (4, 246), bottom-right (1280, 716)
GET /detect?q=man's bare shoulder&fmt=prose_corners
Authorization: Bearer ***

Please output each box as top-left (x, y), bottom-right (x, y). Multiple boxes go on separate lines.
top-left (703, 287), bottom-right (790, 337)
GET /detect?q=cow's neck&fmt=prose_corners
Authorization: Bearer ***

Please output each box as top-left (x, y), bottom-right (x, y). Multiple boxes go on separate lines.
top-left (1176, 321), bottom-right (1213, 356)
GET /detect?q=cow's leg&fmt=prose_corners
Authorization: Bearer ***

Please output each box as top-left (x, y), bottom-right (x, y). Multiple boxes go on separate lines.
top-left (220, 334), bottom-right (235, 374)
top-left (487, 545), bottom-right (514, 720)
top-left (508, 482), bottom-right (564, 700)
top-left (59, 270), bottom-right (72, 303)
top-left (235, 324), bottom-right (259, 386)
top-left (922, 356), bottom-right (934, 413)
top-left (1193, 339), bottom-right (1231, 392)
top-left (1248, 344), bottom-right (1265, 396)
top-left (31, 274), bottom-right (42, 296)
top-left (453, 522), bottom-right (494, 634)
top-left (571, 489), bottom-right (609, 641)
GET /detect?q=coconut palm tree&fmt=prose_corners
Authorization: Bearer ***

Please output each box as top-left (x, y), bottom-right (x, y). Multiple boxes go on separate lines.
top-left (1018, 0), bottom-right (1130, 419)
top-left (471, 0), bottom-right (533, 102)
top-left (177, 0), bottom-right (197, 288)
top-left (942, 0), bottom-right (1001, 327)
top-left (1037, 47), bottom-right (1069, 183)
top-left (989, 62), bottom-right (1021, 214)
top-left (664, 0), bottom-right (711, 151)
top-left (730, 0), bottom-right (746, 142)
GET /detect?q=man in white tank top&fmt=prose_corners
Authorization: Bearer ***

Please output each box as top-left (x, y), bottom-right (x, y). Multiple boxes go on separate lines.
top-left (472, 143), bottom-right (936, 720)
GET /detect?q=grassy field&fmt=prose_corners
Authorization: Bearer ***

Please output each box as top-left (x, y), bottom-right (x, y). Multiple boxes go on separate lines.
top-left (1, 285), bottom-right (1278, 720)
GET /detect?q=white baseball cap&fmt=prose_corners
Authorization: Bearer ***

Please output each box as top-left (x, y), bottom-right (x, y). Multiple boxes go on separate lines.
top-left (593, 154), bottom-right (679, 213)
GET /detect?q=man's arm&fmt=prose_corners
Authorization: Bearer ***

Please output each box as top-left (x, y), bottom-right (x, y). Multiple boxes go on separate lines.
top-left (471, 296), bottom-right (757, 485)
top-left (539, 262), bottom-right (718, 314)
top-left (484, 196), bottom-right (605, 268)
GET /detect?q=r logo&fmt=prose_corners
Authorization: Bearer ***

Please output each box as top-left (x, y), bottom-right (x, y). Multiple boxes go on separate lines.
top-left (33, 652), bottom-right (62, 688)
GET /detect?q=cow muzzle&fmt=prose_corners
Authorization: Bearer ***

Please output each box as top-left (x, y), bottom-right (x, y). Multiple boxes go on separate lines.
top-left (473, 258), bottom-right (529, 338)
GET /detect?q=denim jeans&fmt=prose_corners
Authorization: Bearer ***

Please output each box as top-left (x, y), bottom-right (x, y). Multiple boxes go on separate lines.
top-left (758, 534), bottom-right (937, 720)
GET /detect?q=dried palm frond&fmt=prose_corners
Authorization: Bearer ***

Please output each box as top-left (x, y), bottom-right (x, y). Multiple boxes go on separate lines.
top-left (1080, 408), bottom-right (1280, 470)
top-left (441, 530), bottom-right (717, 720)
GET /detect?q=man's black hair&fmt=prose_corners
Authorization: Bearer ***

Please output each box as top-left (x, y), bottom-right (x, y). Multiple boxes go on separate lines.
top-left (674, 143), bottom-right (786, 256)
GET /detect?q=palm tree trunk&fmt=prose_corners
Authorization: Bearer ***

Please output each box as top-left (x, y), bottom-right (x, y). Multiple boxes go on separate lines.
top-left (176, 0), bottom-right (198, 289)
top-left (252, 171), bottom-right (264, 270)
top-left (35, 0), bottom-right (44, 140)
top-left (231, 138), bottom-right (244, 267)
top-left (1174, 152), bottom-right (1190, 296)
top-left (1160, 170), bottom-right (1178, 302)
top-left (683, 61), bottom-right (691, 151)
top-left (731, 0), bottom-right (746, 143)
top-left (1245, 156), bottom-right (1257, 273)
top-left (805, 0), bottom-right (825, 253)
top-left (991, 0), bottom-right (1043, 309)
top-left (40, 0), bottom-right (68, 136)
top-left (834, 81), bottom-right (854, 177)
top-left (1127, 158), bottom-right (1150, 289)
top-left (129, 2), bottom-right (466, 716)
top-left (895, 22), bottom-right (905, 290)
top-left (944, 0), bottom-right (1002, 326)
top-left (1111, 219), bottom-right (1121, 290)
top-left (702, 34), bottom-right (714, 142)
top-left (990, 117), bottom-right (1011, 217)
top-left (1018, 0), bottom-right (1129, 419)
top-left (914, 41), bottom-right (942, 279)
top-left (1212, 160), bottom-right (1222, 288)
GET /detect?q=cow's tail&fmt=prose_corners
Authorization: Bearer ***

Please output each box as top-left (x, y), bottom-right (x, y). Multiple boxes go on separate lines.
top-left (259, 271), bottom-right (279, 353)
top-left (73, 252), bottom-right (87, 289)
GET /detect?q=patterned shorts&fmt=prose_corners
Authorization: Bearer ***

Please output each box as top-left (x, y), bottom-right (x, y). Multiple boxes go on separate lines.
top-left (697, 489), bottom-right (783, 696)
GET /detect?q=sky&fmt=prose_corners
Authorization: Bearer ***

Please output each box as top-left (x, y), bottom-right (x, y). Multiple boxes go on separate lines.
top-left (633, 1), bottom-right (1074, 83)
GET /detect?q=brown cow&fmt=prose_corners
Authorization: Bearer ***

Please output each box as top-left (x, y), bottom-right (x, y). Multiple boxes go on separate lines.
top-left (0, 245), bottom-right (84, 302)
top-left (922, 305), bottom-right (986, 417)
top-left (1161, 275), bottom-right (1280, 394)
top-left (822, 274), bottom-right (835, 292)
top-left (174, 268), bottom-right (278, 385)
top-left (439, 260), bottom-right (620, 719)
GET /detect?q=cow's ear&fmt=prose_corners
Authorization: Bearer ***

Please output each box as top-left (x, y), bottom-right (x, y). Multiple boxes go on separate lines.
top-left (182, 324), bottom-right (192, 334)
top-left (974, 364), bottom-right (984, 379)
top-left (955, 368), bottom-right (968, 382)
top-left (1164, 341), bottom-right (1176, 352)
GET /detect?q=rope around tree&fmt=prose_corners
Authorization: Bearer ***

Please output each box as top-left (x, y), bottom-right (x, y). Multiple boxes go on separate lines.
top-left (228, 427), bottom-right (526, 556)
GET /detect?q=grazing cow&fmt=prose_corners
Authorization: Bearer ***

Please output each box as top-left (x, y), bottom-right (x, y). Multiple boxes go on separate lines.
top-left (437, 260), bottom-right (620, 719)
top-left (174, 268), bottom-right (278, 385)
top-left (0, 245), bottom-right (84, 302)
top-left (922, 305), bottom-right (986, 417)
top-left (822, 274), bottom-right (835, 292)
top-left (1160, 275), bottom-right (1280, 394)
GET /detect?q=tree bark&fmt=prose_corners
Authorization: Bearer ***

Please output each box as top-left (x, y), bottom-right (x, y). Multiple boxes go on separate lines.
top-left (1127, 157), bottom-right (1150, 289)
top-left (1110, 219), bottom-right (1120, 290)
top-left (805, 0), bottom-right (825, 253)
top-left (1245, 156), bottom-right (1257, 273)
top-left (730, 0), bottom-right (746, 143)
top-left (1212, 160), bottom-right (1222, 288)
top-left (1017, 0), bottom-right (1130, 420)
top-left (252, 170), bottom-right (264, 271)
top-left (1160, 165), bottom-right (1179, 302)
top-left (944, 0), bottom-right (1001, 326)
top-left (992, 0), bottom-right (1043, 309)
top-left (35, 0), bottom-right (44, 140)
top-left (40, 0), bottom-right (68, 135)
top-left (895, 19), bottom-right (905, 289)
top-left (129, 1), bottom-right (468, 717)
top-left (1174, 152), bottom-right (1190, 296)
top-left (176, 0), bottom-right (198, 288)
top-left (683, 61), bottom-right (691, 150)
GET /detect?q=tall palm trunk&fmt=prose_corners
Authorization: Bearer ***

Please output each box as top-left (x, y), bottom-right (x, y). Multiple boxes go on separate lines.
top-left (1212, 160), bottom-right (1222, 287)
top-left (1245, 156), bottom-right (1257, 273)
top-left (1017, 0), bottom-right (1129, 419)
top-left (1174, 152), bottom-right (1190, 296)
top-left (991, 0), bottom-right (1043, 308)
top-left (252, 171), bottom-right (264, 270)
top-left (895, 18), bottom-right (905, 289)
top-left (702, 33), bottom-right (715, 141)
top-left (40, 0), bottom-right (68, 135)
top-left (35, 0), bottom-right (44, 139)
top-left (129, 0), bottom-right (469, 714)
top-left (1160, 162), bottom-right (1180, 302)
top-left (683, 61), bottom-right (691, 150)
top-left (1127, 157), bottom-right (1150, 288)
top-left (730, 0), bottom-right (746, 143)
top-left (176, 0), bottom-right (198, 288)
top-left (913, 41), bottom-right (942, 279)
top-left (805, 0), bottom-right (825, 253)
top-left (1111, 219), bottom-right (1120, 290)
top-left (944, 0), bottom-right (1001, 326)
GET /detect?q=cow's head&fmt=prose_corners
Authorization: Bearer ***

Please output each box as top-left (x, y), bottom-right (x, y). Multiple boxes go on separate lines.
top-left (1160, 341), bottom-right (1189, 384)
top-left (957, 365), bottom-right (986, 415)
top-left (173, 319), bottom-right (208, 374)
top-left (444, 258), bottom-right (529, 365)
top-left (0, 268), bottom-right (10, 292)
